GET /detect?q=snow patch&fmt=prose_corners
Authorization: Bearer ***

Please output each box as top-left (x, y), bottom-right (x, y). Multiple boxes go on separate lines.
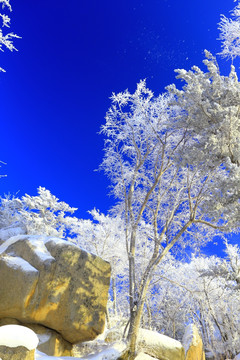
top-left (0, 234), bottom-right (27, 255)
top-left (139, 328), bottom-right (183, 350)
top-left (0, 325), bottom-right (39, 350)
top-left (0, 226), bottom-right (26, 242)
top-left (1, 253), bottom-right (38, 273)
top-left (0, 234), bottom-right (55, 265)
top-left (44, 236), bottom-right (79, 249)
top-left (26, 236), bottom-right (55, 264)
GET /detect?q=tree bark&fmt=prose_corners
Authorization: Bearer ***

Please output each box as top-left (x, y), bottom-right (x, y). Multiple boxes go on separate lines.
top-left (127, 275), bottom-right (152, 360)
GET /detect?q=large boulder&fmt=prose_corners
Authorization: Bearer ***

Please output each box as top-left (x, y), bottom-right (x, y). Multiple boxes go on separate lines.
top-left (183, 324), bottom-right (205, 360)
top-left (138, 329), bottom-right (185, 360)
top-left (0, 235), bottom-right (111, 344)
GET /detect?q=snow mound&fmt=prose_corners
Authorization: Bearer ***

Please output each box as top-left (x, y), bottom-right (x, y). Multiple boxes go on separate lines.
top-left (138, 328), bottom-right (185, 360)
top-left (0, 324), bottom-right (39, 350)
top-left (139, 328), bottom-right (183, 349)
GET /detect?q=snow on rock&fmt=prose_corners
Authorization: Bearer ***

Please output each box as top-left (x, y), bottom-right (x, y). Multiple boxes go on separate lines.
top-left (182, 324), bottom-right (205, 360)
top-left (138, 328), bottom-right (185, 360)
top-left (0, 324), bottom-right (39, 350)
top-left (1, 253), bottom-right (38, 273)
top-left (0, 226), bottom-right (26, 243)
top-left (234, 354), bottom-right (240, 360)
top-left (0, 234), bottom-right (29, 255)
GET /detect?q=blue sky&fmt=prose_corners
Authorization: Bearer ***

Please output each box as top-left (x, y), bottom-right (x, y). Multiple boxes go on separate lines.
top-left (0, 0), bottom-right (237, 254)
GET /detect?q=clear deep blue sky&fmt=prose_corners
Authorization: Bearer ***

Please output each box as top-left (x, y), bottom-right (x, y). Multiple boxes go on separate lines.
top-left (0, 0), bottom-right (237, 253)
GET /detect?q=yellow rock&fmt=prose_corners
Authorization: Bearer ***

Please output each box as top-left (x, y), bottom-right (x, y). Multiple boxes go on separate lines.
top-left (138, 328), bottom-right (185, 360)
top-left (183, 324), bottom-right (205, 360)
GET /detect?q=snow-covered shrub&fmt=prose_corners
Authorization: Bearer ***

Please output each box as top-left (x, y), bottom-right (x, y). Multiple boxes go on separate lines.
top-left (0, 187), bottom-right (78, 238)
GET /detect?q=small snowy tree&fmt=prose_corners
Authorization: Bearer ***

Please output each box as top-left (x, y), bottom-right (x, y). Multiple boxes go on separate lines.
top-left (0, 194), bottom-right (22, 228)
top-left (0, 187), bottom-right (79, 238)
top-left (19, 187), bottom-right (78, 237)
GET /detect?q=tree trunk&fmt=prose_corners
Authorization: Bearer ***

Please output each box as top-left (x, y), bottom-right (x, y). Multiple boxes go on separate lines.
top-left (127, 276), bottom-right (152, 360)
top-left (106, 306), bottom-right (111, 329)
top-left (112, 276), bottom-right (117, 316)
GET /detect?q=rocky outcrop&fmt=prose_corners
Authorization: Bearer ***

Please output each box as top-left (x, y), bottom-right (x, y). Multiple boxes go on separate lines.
top-left (138, 328), bottom-right (185, 360)
top-left (0, 235), bottom-right (111, 344)
top-left (183, 324), bottom-right (205, 360)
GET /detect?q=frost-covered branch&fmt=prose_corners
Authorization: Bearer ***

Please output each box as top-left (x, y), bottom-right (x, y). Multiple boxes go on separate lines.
top-left (0, 0), bottom-right (19, 71)
top-left (218, 2), bottom-right (240, 60)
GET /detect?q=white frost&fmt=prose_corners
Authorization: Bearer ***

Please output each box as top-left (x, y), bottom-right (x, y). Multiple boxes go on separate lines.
top-left (0, 325), bottom-right (39, 350)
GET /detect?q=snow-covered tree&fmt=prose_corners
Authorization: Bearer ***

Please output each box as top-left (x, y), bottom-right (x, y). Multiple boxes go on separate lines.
top-left (0, 0), bottom-right (19, 71)
top-left (100, 73), bottom-right (240, 356)
top-left (218, 1), bottom-right (240, 61)
top-left (19, 187), bottom-right (78, 237)
top-left (0, 194), bottom-right (21, 228)
top-left (183, 254), bottom-right (240, 359)
top-left (142, 250), bottom-right (240, 359)
top-left (0, 187), bottom-right (79, 238)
